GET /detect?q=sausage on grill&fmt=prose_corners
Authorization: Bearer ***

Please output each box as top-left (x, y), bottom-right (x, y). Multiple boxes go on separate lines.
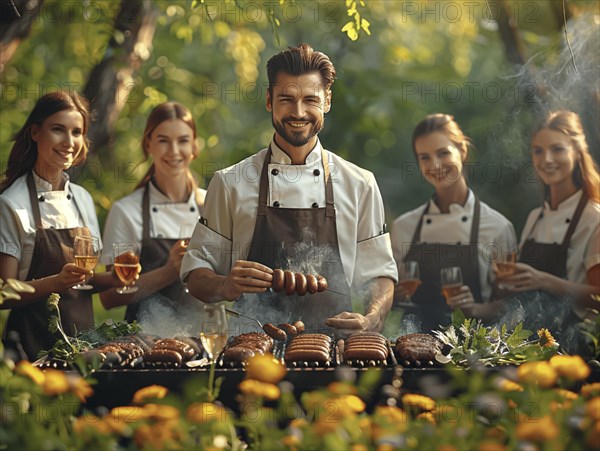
top-left (293, 320), bottom-right (305, 333)
top-left (285, 349), bottom-right (330, 362)
top-left (272, 269), bottom-right (285, 292)
top-left (145, 349), bottom-right (183, 365)
top-left (295, 273), bottom-right (308, 296)
top-left (317, 275), bottom-right (328, 292)
top-left (306, 275), bottom-right (318, 294)
top-left (284, 270), bottom-right (296, 296)
top-left (263, 323), bottom-right (288, 342)
top-left (278, 323), bottom-right (298, 337)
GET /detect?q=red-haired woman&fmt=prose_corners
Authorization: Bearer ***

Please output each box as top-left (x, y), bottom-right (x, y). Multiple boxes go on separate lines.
top-left (391, 114), bottom-right (516, 333)
top-left (497, 110), bottom-right (600, 338)
top-left (99, 102), bottom-right (206, 336)
top-left (0, 91), bottom-right (119, 360)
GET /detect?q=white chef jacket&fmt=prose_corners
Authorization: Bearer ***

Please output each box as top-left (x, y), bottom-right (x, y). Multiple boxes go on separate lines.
top-left (100, 181), bottom-right (206, 265)
top-left (391, 190), bottom-right (516, 301)
top-left (519, 189), bottom-right (600, 285)
top-left (0, 172), bottom-right (101, 280)
top-left (181, 139), bottom-right (398, 289)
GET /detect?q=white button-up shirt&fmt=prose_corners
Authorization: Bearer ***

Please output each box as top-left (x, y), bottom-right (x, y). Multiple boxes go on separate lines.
top-left (391, 190), bottom-right (516, 301)
top-left (100, 182), bottom-right (206, 265)
top-left (520, 190), bottom-right (600, 285)
top-left (0, 172), bottom-right (101, 280)
top-left (181, 139), bottom-right (398, 289)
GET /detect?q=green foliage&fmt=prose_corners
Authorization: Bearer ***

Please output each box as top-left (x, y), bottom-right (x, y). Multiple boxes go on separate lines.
top-left (0, 278), bottom-right (35, 304)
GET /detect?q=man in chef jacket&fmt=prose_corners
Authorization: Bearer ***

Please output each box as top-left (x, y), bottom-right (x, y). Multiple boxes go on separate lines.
top-left (181, 43), bottom-right (398, 335)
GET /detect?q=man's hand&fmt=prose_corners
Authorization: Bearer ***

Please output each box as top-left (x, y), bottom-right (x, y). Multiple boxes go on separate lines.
top-left (222, 260), bottom-right (273, 301)
top-left (445, 285), bottom-right (478, 316)
top-left (325, 311), bottom-right (379, 337)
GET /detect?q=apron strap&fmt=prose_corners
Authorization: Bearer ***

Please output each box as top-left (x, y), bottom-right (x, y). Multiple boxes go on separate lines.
top-left (26, 172), bottom-right (44, 229)
top-left (409, 203), bottom-right (429, 245)
top-left (561, 191), bottom-right (588, 247)
top-left (321, 148), bottom-right (335, 218)
top-left (142, 183), bottom-right (152, 240)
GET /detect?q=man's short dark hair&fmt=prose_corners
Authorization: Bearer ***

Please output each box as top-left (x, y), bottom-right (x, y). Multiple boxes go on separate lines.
top-left (266, 43), bottom-right (336, 94)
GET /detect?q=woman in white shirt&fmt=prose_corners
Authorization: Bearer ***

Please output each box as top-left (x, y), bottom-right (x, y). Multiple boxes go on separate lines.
top-left (100, 102), bottom-right (207, 337)
top-left (0, 91), bottom-right (118, 360)
top-left (391, 114), bottom-right (516, 333)
top-left (496, 110), bottom-right (600, 338)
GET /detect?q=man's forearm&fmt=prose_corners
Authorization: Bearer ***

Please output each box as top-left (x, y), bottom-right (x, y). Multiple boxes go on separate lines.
top-left (364, 277), bottom-right (395, 331)
top-left (186, 268), bottom-right (227, 303)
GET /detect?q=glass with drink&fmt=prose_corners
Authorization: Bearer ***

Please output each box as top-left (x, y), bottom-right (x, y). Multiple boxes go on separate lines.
top-left (72, 235), bottom-right (100, 290)
top-left (113, 242), bottom-right (140, 294)
top-left (396, 261), bottom-right (421, 307)
top-left (493, 240), bottom-right (518, 277)
top-left (441, 266), bottom-right (463, 304)
top-left (199, 303), bottom-right (228, 361)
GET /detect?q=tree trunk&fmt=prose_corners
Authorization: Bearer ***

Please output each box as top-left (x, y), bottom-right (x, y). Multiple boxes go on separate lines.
top-left (0, 0), bottom-right (44, 73)
top-left (488, 0), bottom-right (525, 66)
top-left (82, 0), bottom-right (158, 162)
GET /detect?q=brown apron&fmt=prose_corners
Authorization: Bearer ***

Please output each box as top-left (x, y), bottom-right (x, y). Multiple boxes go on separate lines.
top-left (3, 172), bottom-right (94, 360)
top-left (233, 147), bottom-right (351, 334)
top-left (518, 191), bottom-right (588, 335)
top-left (402, 194), bottom-right (483, 333)
top-left (125, 183), bottom-right (204, 330)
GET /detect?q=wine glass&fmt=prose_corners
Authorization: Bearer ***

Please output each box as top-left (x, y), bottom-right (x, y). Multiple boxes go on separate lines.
top-left (492, 240), bottom-right (518, 289)
top-left (113, 242), bottom-right (140, 294)
top-left (395, 261), bottom-right (421, 307)
top-left (72, 235), bottom-right (100, 290)
top-left (440, 266), bottom-right (463, 305)
top-left (199, 303), bottom-right (228, 361)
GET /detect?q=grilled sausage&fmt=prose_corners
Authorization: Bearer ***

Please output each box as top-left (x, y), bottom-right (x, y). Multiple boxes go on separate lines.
top-left (295, 273), bottom-right (308, 296)
top-left (272, 269), bottom-right (285, 292)
top-left (293, 320), bottom-right (305, 333)
top-left (278, 323), bottom-right (298, 337)
top-left (284, 270), bottom-right (296, 296)
top-left (224, 346), bottom-right (256, 362)
top-left (145, 349), bottom-right (183, 365)
top-left (317, 275), bottom-right (328, 292)
top-left (285, 348), bottom-right (330, 362)
top-left (263, 323), bottom-right (288, 342)
top-left (306, 274), bottom-right (318, 294)
top-left (295, 333), bottom-right (331, 342)
top-left (154, 339), bottom-right (195, 360)
top-left (344, 347), bottom-right (387, 361)
top-left (287, 344), bottom-right (330, 354)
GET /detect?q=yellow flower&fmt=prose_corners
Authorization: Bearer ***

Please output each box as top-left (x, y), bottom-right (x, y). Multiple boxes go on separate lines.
top-left (376, 445), bottom-right (395, 451)
top-left (73, 414), bottom-right (111, 435)
top-left (549, 355), bottom-right (591, 381)
top-left (68, 375), bottom-right (93, 402)
top-left (281, 434), bottom-right (300, 447)
top-left (132, 384), bottom-right (168, 404)
top-left (581, 383), bottom-right (600, 398)
top-left (477, 441), bottom-right (506, 451)
top-left (350, 445), bottom-right (368, 451)
top-left (339, 394), bottom-right (366, 413)
top-left (238, 379), bottom-right (280, 400)
top-left (554, 388), bottom-right (578, 401)
top-left (245, 354), bottom-right (286, 384)
top-left (537, 328), bottom-right (557, 347)
top-left (402, 393), bottom-right (436, 412)
top-left (516, 415), bottom-right (559, 442)
top-left (587, 421), bottom-right (600, 449)
top-left (110, 405), bottom-right (149, 423)
top-left (312, 417), bottom-right (340, 436)
top-left (437, 446), bottom-right (457, 451)
top-left (15, 361), bottom-right (45, 385)
top-left (586, 397), bottom-right (600, 421)
top-left (143, 403), bottom-right (180, 421)
top-left (375, 405), bottom-right (409, 426)
top-left (101, 414), bottom-right (129, 435)
top-left (327, 381), bottom-right (357, 395)
top-left (517, 361), bottom-right (557, 388)
top-left (42, 369), bottom-right (70, 396)
top-left (186, 402), bottom-right (228, 424)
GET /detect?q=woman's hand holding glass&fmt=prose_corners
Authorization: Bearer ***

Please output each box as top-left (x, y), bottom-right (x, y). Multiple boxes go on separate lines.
top-left (394, 261), bottom-right (421, 308)
top-left (72, 235), bottom-right (100, 290)
top-left (441, 266), bottom-right (476, 312)
top-left (492, 240), bottom-right (518, 290)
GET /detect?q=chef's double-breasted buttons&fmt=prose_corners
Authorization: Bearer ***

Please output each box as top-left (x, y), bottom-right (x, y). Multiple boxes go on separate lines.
top-left (273, 201), bottom-right (280, 208)
top-left (462, 216), bottom-right (468, 222)
top-left (426, 218), bottom-right (432, 224)
top-left (38, 196), bottom-right (45, 202)
top-left (312, 202), bottom-right (319, 208)
top-left (271, 168), bottom-right (279, 176)
top-left (152, 207), bottom-right (158, 213)
top-left (313, 169), bottom-right (320, 176)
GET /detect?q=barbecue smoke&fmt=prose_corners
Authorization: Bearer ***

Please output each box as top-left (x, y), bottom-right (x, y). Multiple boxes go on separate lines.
top-left (136, 293), bottom-right (207, 338)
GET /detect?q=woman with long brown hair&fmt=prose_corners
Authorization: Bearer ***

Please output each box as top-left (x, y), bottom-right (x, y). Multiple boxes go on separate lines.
top-left (0, 91), bottom-right (119, 360)
top-left (497, 110), bottom-right (600, 336)
top-left (391, 114), bottom-right (516, 333)
top-left (99, 101), bottom-right (206, 336)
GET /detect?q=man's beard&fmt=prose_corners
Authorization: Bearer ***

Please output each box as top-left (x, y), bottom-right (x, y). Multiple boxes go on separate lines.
top-left (272, 116), bottom-right (324, 148)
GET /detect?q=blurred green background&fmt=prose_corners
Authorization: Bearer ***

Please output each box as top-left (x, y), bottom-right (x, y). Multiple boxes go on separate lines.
top-left (1, 0), bottom-right (598, 325)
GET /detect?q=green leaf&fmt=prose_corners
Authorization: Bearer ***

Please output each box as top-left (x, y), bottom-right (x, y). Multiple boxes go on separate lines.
top-left (6, 278), bottom-right (35, 293)
top-left (1, 287), bottom-right (21, 301)
top-left (451, 309), bottom-right (466, 328)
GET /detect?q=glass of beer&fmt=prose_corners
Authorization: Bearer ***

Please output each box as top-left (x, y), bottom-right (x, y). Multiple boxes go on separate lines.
top-left (396, 261), bottom-right (421, 307)
top-left (199, 303), bottom-right (228, 361)
top-left (72, 235), bottom-right (100, 290)
top-left (441, 266), bottom-right (463, 304)
top-left (113, 242), bottom-right (140, 294)
top-left (493, 240), bottom-right (518, 277)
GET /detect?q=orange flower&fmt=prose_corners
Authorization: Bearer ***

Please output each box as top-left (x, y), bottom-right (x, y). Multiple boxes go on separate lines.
top-left (554, 388), bottom-right (578, 401)
top-left (68, 374), bottom-right (93, 402)
top-left (238, 379), bottom-right (280, 400)
top-left (143, 403), bottom-right (180, 421)
top-left (517, 361), bottom-right (557, 388)
top-left (73, 414), bottom-right (111, 435)
top-left (281, 434), bottom-right (300, 447)
top-left (402, 393), bottom-right (436, 412)
top-left (586, 397), bottom-right (600, 421)
top-left (42, 369), bottom-right (70, 396)
top-left (498, 379), bottom-right (524, 392)
top-left (132, 384), bottom-right (168, 404)
top-left (327, 381), bottom-right (357, 395)
top-left (15, 361), bottom-right (45, 385)
top-left (245, 354), bottom-right (286, 384)
top-left (417, 411), bottom-right (436, 423)
top-left (110, 405), bottom-right (149, 423)
top-left (375, 405), bottom-right (409, 426)
top-left (549, 355), bottom-right (591, 381)
top-left (134, 422), bottom-right (183, 449)
top-left (516, 415), bottom-right (559, 442)
top-left (186, 402), bottom-right (228, 424)
top-left (437, 445), bottom-right (457, 451)
top-left (581, 383), bottom-right (600, 399)
top-left (339, 394), bottom-right (366, 414)
top-left (477, 441), bottom-right (506, 451)
top-left (350, 445), bottom-right (368, 451)
top-left (587, 421), bottom-right (600, 449)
